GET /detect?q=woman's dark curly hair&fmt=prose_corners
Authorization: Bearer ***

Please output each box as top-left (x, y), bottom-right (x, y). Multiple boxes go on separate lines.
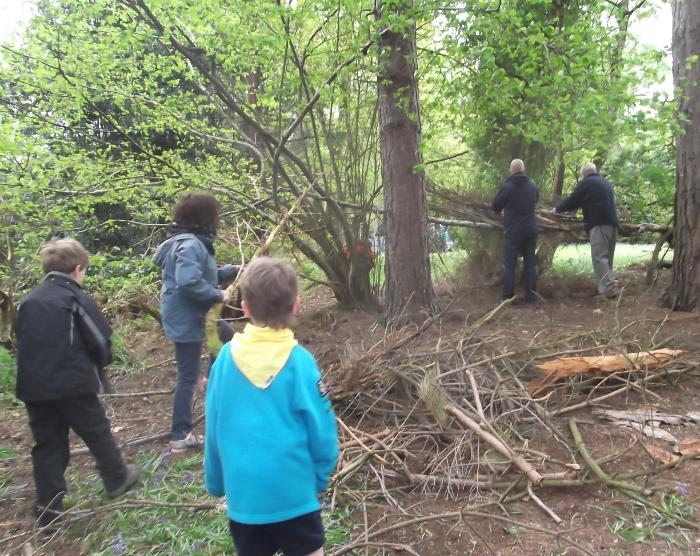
top-left (172, 193), bottom-right (219, 234)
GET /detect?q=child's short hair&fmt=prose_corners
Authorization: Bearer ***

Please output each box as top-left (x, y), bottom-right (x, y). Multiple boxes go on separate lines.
top-left (240, 257), bottom-right (298, 329)
top-left (40, 238), bottom-right (90, 274)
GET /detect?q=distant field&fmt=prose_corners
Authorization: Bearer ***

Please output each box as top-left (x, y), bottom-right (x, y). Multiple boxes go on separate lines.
top-left (551, 243), bottom-right (672, 277)
top-left (427, 243), bottom-right (672, 282)
top-left (309, 243), bottom-right (673, 289)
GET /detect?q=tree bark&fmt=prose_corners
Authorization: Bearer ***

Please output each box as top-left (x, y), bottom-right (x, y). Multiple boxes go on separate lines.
top-left (669, 0), bottom-right (700, 311)
top-left (377, 0), bottom-right (434, 317)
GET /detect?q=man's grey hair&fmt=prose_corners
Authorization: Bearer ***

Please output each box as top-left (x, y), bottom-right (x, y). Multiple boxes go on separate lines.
top-left (509, 159), bottom-right (525, 174)
top-left (580, 162), bottom-right (597, 178)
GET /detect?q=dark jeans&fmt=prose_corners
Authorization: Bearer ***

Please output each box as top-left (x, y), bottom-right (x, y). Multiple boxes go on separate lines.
top-left (502, 234), bottom-right (537, 302)
top-left (172, 341), bottom-right (203, 441)
top-left (25, 395), bottom-right (126, 511)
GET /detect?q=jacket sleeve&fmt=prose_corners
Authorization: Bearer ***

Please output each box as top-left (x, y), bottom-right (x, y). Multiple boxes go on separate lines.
top-left (491, 183), bottom-right (509, 214)
top-left (217, 264), bottom-right (241, 285)
top-left (204, 355), bottom-right (225, 497)
top-left (295, 355), bottom-right (339, 493)
top-left (74, 293), bottom-right (113, 368)
top-left (173, 242), bottom-right (224, 305)
top-left (556, 182), bottom-right (586, 213)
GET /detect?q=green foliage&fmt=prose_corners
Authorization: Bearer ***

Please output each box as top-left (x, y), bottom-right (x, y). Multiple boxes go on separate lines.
top-left (0, 0), bottom-right (676, 308)
top-left (608, 493), bottom-right (694, 548)
top-left (421, 0), bottom-right (674, 217)
top-left (0, 444), bottom-right (21, 461)
top-left (0, 346), bottom-right (17, 405)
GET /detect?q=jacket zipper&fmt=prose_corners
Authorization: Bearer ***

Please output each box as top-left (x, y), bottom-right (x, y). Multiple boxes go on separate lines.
top-left (70, 306), bottom-right (75, 345)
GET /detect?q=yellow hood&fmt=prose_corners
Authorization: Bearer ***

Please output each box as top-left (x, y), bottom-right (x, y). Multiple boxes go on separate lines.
top-left (230, 323), bottom-right (298, 388)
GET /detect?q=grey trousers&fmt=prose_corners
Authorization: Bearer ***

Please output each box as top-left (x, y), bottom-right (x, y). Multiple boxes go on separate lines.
top-left (589, 225), bottom-right (617, 296)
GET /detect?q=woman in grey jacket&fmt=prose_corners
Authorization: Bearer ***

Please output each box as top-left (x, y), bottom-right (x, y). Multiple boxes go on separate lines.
top-left (153, 193), bottom-right (240, 451)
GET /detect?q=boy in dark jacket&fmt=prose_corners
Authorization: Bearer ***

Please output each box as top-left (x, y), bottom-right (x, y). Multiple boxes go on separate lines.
top-left (16, 238), bottom-right (139, 528)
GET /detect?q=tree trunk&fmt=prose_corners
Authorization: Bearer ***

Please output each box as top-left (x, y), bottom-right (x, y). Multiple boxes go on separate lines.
top-left (669, 0), bottom-right (700, 311)
top-left (377, 0), bottom-right (434, 317)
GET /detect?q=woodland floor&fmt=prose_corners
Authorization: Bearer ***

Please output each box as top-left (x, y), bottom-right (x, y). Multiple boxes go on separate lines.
top-left (2, 263), bottom-right (700, 555)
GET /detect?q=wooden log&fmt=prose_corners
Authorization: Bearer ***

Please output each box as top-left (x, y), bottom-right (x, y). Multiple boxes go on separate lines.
top-left (527, 349), bottom-right (686, 394)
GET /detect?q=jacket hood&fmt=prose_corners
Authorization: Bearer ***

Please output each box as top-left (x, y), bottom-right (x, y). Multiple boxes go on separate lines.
top-left (509, 173), bottom-right (530, 186)
top-left (45, 271), bottom-right (82, 288)
top-left (152, 233), bottom-right (198, 267)
top-left (230, 323), bottom-right (298, 389)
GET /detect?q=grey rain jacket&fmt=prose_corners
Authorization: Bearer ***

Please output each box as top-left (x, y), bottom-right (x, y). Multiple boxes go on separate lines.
top-left (153, 233), bottom-right (239, 343)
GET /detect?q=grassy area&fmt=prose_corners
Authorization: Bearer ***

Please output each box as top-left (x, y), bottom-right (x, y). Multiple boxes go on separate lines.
top-left (57, 451), bottom-right (350, 555)
top-left (550, 243), bottom-right (668, 277)
top-left (364, 243), bottom-right (666, 287)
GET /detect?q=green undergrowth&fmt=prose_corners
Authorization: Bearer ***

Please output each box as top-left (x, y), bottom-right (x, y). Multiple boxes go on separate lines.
top-left (0, 444), bottom-right (20, 460)
top-left (0, 346), bottom-right (17, 406)
top-left (60, 450), bottom-right (350, 555)
top-left (605, 491), bottom-right (695, 549)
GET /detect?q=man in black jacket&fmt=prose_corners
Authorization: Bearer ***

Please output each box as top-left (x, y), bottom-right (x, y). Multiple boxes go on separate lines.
top-left (492, 159), bottom-right (539, 304)
top-left (555, 163), bottom-right (619, 299)
top-left (16, 238), bottom-right (139, 528)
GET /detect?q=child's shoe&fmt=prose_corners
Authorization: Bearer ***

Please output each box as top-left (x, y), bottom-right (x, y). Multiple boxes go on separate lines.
top-left (106, 463), bottom-right (140, 498)
top-left (169, 431), bottom-right (203, 453)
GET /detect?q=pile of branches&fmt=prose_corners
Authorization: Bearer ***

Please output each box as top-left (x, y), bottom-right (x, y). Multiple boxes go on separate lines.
top-left (429, 187), bottom-right (670, 240)
top-left (4, 302), bottom-right (697, 555)
top-left (324, 301), bottom-right (698, 554)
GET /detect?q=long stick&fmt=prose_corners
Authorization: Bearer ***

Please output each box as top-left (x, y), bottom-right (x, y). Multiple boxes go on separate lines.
top-left (445, 404), bottom-right (543, 485)
top-left (206, 183), bottom-right (314, 353)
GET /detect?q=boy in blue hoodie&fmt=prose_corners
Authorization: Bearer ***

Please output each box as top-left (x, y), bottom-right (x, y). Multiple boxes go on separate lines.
top-left (204, 257), bottom-right (338, 556)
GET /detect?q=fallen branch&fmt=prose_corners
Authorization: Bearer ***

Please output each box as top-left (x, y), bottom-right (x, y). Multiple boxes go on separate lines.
top-left (527, 482), bottom-right (563, 524)
top-left (528, 349), bottom-right (686, 394)
top-left (100, 388), bottom-right (174, 399)
top-left (569, 418), bottom-right (650, 496)
top-left (445, 404), bottom-right (543, 485)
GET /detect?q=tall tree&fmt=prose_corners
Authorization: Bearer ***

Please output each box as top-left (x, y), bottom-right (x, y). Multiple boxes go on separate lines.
top-left (377, 0), bottom-right (434, 317)
top-left (669, 0), bottom-right (700, 311)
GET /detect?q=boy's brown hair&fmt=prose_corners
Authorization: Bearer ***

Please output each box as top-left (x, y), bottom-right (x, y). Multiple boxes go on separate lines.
top-left (40, 238), bottom-right (90, 274)
top-left (240, 257), bottom-right (298, 329)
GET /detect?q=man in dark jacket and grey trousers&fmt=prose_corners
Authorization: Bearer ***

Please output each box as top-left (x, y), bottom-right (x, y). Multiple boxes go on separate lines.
top-left (492, 159), bottom-right (539, 304)
top-left (555, 163), bottom-right (619, 299)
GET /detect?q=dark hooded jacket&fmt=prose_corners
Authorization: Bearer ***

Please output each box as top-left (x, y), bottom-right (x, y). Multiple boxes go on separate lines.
top-left (556, 173), bottom-right (618, 232)
top-left (491, 172), bottom-right (539, 238)
top-left (153, 233), bottom-right (239, 343)
top-left (16, 272), bottom-right (113, 402)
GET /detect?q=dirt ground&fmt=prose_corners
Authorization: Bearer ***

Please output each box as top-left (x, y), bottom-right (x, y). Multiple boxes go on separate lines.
top-left (2, 264), bottom-right (699, 555)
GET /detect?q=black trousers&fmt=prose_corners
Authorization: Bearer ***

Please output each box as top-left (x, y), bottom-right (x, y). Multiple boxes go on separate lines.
top-left (25, 394), bottom-right (126, 510)
top-left (502, 234), bottom-right (537, 302)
